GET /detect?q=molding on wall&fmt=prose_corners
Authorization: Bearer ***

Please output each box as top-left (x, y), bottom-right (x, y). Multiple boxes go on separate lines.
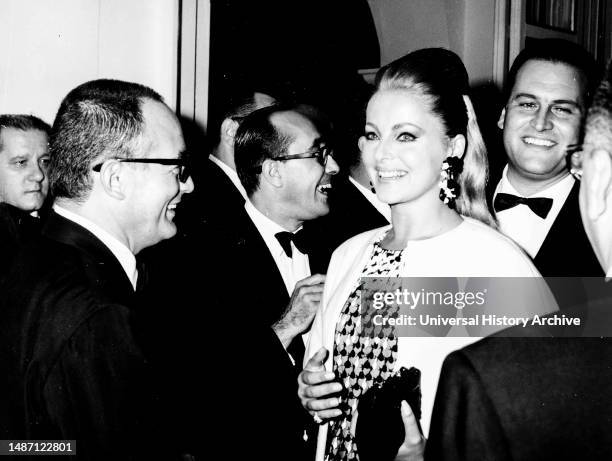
top-left (493, 0), bottom-right (508, 88)
top-left (179, 0), bottom-right (210, 129)
top-left (508, 0), bottom-right (525, 66)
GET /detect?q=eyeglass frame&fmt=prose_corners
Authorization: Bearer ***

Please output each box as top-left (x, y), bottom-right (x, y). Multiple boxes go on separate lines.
top-left (91, 157), bottom-right (192, 183)
top-left (252, 144), bottom-right (334, 173)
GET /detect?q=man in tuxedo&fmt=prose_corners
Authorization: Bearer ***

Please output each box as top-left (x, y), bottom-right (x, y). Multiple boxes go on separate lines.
top-left (0, 114), bottom-right (50, 281)
top-left (178, 88), bottom-right (276, 235)
top-left (493, 39), bottom-right (602, 276)
top-left (215, 104), bottom-right (339, 459)
top-left (425, 61), bottom-right (612, 460)
top-left (0, 79), bottom-right (194, 460)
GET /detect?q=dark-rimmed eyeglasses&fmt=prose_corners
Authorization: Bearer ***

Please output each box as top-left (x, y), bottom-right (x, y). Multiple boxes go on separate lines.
top-left (252, 145), bottom-right (334, 173)
top-left (92, 158), bottom-right (192, 183)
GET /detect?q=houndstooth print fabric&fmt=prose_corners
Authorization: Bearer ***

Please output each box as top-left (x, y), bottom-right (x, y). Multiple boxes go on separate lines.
top-left (326, 236), bottom-right (402, 461)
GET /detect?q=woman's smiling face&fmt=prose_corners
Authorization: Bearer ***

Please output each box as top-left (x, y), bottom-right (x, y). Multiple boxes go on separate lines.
top-left (360, 89), bottom-right (458, 207)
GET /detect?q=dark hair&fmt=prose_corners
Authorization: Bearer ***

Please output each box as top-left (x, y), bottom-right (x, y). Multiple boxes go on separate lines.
top-left (375, 48), bottom-right (495, 226)
top-left (0, 114), bottom-right (50, 151)
top-left (505, 39), bottom-right (599, 106)
top-left (234, 104), bottom-right (295, 196)
top-left (207, 86), bottom-right (278, 146)
top-left (49, 79), bottom-right (164, 200)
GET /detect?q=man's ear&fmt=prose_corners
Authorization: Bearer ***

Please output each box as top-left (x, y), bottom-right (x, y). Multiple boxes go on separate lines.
top-left (98, 160), bottom-right (126, 200)
top-left (497, 108), bottom-right (506, 130)
top-left (358, 136), bottom-right (366, 152)
top-left (260, 158), bottom-right (283, 188)
top-left (448, 134), bottom-right (466, 159)
top-left (584, 149), bottom-right (612, 220)
top-left (220, 118), bottom-right (240, 145)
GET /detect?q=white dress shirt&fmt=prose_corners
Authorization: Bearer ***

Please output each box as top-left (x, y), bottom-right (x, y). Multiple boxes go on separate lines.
top-left (348, 176), bottom-right (392, 223)
top-left (245, 200), bottom-right (312, 364)
top-left (244, 200), bottom-right (311, 295)
top-left (494, 166), bottom-right (575, 258)
top-left (209, 154), bottom-right (248, 201)
top-left (53, 205), bottom-right (138, 290)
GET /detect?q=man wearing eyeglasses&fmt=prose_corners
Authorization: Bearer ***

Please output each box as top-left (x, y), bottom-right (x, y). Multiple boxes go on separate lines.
top-left (0, 79), bottom-right (193, 460)
top-left (207, 104), bottom-right (338, 459)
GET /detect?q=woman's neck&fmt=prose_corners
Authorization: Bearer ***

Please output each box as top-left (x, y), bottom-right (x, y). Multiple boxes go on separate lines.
top-left (382, 197), bottom-right (462, 250)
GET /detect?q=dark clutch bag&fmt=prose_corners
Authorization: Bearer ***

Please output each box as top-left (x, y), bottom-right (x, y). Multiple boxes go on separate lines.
top-left (355, 367), bottom-right (422, 461)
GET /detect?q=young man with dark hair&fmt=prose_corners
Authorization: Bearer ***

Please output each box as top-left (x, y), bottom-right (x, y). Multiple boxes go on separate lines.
top-left (493, 39), bottom-right (602, 276)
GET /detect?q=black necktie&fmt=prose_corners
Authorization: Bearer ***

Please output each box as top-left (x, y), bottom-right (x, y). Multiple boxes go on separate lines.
top-left (494, 193), bottom-right (553, 219)
top-left (275, 230), bottom-right (309, 258)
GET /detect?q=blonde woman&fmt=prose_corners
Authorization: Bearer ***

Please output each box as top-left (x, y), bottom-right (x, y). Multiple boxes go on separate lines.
top-left (299, 48), bottom-right (555, 461)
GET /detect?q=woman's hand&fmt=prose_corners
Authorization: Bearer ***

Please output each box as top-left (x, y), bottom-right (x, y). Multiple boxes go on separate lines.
top-left (298, 347), bottom-right (343, 423)
top-left (395, 401), bottom-right (425, 461)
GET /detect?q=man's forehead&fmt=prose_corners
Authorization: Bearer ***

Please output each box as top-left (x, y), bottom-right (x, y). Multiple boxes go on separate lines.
top-left (512, 59), bottom-right (584, 100)
top-left (0, 128), bottom-right (49, 155)
top-left (140, 98), bottom-right (185, 154)
top-left (270, 110), bottom-right (319, 141)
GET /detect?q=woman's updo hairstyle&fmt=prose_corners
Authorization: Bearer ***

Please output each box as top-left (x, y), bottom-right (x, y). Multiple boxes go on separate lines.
top-left (374, 48), bottom-right (495, 227)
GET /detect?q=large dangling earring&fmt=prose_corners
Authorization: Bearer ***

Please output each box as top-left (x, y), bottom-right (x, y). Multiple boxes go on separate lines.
top-left (439, 156), bottom-right (464, 208)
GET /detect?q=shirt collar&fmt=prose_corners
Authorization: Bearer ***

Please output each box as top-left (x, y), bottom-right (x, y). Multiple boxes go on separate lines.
top-left (53, 204), bottom-right (138, 290)
top-left (496, 164), bottom-right (575, 200)
top-left (244, 200), bottom-right (301, 259)
top-left (209, 154), bottom-right (248, 200)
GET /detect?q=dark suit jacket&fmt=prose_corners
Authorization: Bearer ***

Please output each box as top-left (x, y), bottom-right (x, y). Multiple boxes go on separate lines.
top-left (307, 174), bottom-right (390, 258)
top-left (0, 203), bottom-right (42, 283)
top-left (209, 209), bottom-right (331, 366)
top-left (427, 289), bottom-right (612, 461)
top-left (491, 177), bottom-right (602, 277)
top-left (533, 182), bottom-right (602, 276)
top-left (138, 207), bottom-right (325, 460)
top-left (176, 157), bottom-right (246, 238)
top-left (0, 212), bottom-right (171, 460)
top-left (491, 178), bottom-right (603, 310)
top-left (204, 209), bottom-right (324, 459)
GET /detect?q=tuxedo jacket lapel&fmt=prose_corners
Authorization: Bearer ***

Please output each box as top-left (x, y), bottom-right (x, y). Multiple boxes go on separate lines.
top-left (534, 183), bottom-right (603, 277)
top-left (230, 213), bottom-right (291, 325)
top-left (43, 211), bottom-right (135, 303)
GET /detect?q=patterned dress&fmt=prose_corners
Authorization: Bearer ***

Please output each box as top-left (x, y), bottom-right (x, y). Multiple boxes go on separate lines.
top-left (326, 236), bottom-right (403, 461)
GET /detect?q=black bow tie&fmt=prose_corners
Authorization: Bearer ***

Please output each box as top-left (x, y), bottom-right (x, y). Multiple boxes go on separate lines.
top-left (494, 193), bottom-right (554, 219)
top-left (275, 230), bottom-right (309, 258)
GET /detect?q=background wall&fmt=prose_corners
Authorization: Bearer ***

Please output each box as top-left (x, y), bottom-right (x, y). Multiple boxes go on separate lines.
top-left (0, 0), bottom-right (178, 124)
top-left (366, 0), bottom-right (497, 86)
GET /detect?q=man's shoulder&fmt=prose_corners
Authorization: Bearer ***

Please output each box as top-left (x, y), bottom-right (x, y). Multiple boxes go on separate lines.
top-left (450, 332), bottom-right (612, 378)
top-left (1, 236), bottom-right (134, 371)
top-left (5, 235), bottom-right (133, 316)
top-left (202, 158), bottom-right (244, 199)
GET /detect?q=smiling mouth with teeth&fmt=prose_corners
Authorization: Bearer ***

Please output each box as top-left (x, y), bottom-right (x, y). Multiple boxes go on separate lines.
top-left (317, 183), bottom-right (332, 195)
top-left (523, 137), bottom-right (556, 147)
top-left (378, 170), bottom-right (407, 179)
